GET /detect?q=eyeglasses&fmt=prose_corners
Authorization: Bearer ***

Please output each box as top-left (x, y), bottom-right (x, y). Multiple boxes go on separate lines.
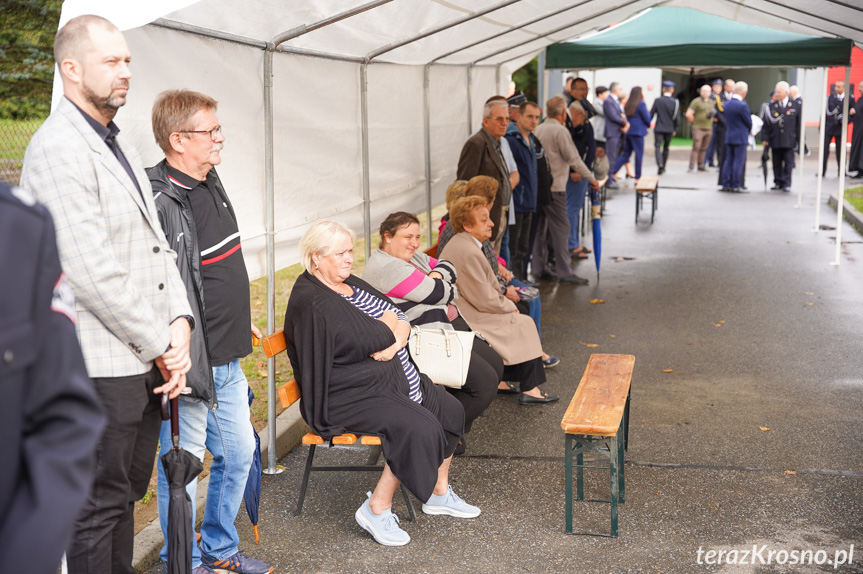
top-left (179, 126), bottom-right (222, 141)
top-left (489, 116), bottom-right (509, 123)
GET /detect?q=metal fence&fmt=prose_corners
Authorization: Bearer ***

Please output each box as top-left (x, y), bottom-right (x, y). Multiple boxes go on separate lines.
top-left (0, 118), bottom-right (45, 185)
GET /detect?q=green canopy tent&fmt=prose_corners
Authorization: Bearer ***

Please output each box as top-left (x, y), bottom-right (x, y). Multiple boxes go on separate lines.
top-left (545, 7), bottom-right (853, 69)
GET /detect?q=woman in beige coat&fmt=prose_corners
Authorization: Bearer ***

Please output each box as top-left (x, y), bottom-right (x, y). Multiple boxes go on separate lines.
top-left (439, 196), bottom-right (558, 405)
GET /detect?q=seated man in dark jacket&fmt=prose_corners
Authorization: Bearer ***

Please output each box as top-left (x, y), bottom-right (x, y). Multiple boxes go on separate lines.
top-left (148, 90), bottom-right (272, 574)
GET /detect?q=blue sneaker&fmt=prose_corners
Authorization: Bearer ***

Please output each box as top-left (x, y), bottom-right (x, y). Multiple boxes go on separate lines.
top-left (355, 491), bottom-right (410, 546)
top-left (201, 550), bottom-right (272, 574)
top-left (422, 485), bottom-right (481, 518)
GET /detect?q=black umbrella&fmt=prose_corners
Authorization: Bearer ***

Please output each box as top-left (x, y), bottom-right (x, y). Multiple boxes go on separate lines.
top-left (243, 387), bottom-right (262, 544)
top-left (161, 395), bottom-right (203, 574)
top-left (761, 145), bottom-right (770, 191)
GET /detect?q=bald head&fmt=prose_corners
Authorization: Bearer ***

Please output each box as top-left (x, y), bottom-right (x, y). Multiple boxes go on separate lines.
top-left (699, 85), bottom-right (712, 99)
top-left (789, 85), bottom-right (800, 99)
top-left (54, 15), bottom-right (119, 63)
top-left (835, 80), bottom-right (845, 95)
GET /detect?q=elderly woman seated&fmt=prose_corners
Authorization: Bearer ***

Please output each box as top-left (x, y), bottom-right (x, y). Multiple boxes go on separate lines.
top-left (283, 220), bottom-right (479, 547)
top-left (439, 176), bottom-right (559, 370)
top-left (439, 197), bottom-right (559, 404)
top-left (363, 212), bottom-right (503, 454)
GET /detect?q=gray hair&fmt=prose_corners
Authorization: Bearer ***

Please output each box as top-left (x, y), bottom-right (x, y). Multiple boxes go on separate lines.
top-left (299, 219), bottom-right (356, 271)
top-left (775, 81), bottom-right (790, 93)
top-left (609, 82), bottom-right (620, 93)
top-left (569, 101), bottom-right (586, 117)
top-left (482, 100), bottom-right (507, 119)
top-left (546, 95), bottom-right (566, 118)
top-left (733, 81), bottom-right (748, 95)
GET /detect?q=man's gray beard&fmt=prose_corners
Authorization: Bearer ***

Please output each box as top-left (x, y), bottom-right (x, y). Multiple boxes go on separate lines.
top-left (82, 83), bottom-right (125, 120)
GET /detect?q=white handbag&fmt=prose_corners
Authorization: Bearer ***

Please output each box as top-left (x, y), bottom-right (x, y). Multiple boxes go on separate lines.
top-left (407, 326), bottom-right (474, 388)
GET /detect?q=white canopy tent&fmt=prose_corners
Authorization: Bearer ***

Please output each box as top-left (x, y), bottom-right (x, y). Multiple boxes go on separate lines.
top-left (54, 0), bottom-right (863, 470)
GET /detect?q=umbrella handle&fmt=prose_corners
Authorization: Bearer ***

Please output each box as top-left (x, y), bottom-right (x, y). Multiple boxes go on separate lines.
top-left (160, 393), bottom-right (170, 421)
top-left (171, 396), bottom-right (180, 449)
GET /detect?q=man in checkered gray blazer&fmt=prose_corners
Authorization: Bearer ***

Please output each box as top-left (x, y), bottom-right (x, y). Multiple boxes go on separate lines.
top-left (20, 15), bottom-right (193, 574)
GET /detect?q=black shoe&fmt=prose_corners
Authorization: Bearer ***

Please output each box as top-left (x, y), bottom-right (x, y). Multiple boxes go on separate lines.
top-left (698, 167), bottom-right (708, 172)
top-left (518, 391), bottom-right (560, 405)
top-left (658, 167), bottom-right (665, 175)
top-left (559, 274), bottom-right (589, 285)
top-left (538, 272), bottom-right (555, 281)
top-left (741, 185), bottom-right (748, 190)
top-left (720, 186), bottom-right (732, 192)
top-left (497, 382), bottom-right (518, 395)
top-left (770, 185), bottom-right (783, 191)
top-left (454, 437), bottom-right (466, 456)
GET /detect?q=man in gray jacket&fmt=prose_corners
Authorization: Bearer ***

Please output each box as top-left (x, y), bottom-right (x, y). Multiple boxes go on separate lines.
top-left (148, 90), bottom-right (271, 574)
top-left (532, 96), bottom-right (599, 285)
top-left (21, 16), bottom-right (192, 574)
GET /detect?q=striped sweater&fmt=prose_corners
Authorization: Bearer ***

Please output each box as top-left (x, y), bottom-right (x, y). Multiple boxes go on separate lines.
top-left (362, 249), bottom-right (458, 329)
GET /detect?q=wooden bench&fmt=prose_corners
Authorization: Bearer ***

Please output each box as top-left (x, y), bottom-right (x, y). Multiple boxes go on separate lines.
top-left (262, 329), bottom-right (416, 520)
top-left (560, 353), bottom-right (635, 537)
top-left (635, 176), bottom-right (658, 223)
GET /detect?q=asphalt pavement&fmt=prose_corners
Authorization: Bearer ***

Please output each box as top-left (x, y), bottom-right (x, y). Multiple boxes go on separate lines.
top-left (141, 148), bottom-right (863, 574)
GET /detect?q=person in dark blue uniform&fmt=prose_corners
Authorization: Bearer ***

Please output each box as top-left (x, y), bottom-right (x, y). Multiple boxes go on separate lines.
top-left (650, 80), bottom-right (680, 174)
top-left (720, 81), bottom-right (753, 193)
top-left (0, 181), bottom-right (105, 574)
top-left (702, 79), bottom-right (724, 169)
top-left (823, 80), bottom-right (856, 176)
top-left (761, 81), bottom-right (801, 192)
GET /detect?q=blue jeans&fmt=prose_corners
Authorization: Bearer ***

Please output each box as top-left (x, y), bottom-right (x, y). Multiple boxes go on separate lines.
top-left (510, 278), bottom-right (542, 339)
top-left (156, 359), bottom-right (255, 567)
top-left (565, 178), bottom-right (589, 250)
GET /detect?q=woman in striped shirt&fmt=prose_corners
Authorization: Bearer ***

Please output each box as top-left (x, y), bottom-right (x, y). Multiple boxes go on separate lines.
top-left (284, 220), bottom-right (480, 547)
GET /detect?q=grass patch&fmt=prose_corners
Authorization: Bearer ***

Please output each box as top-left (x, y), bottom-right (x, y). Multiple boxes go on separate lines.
top-left (844, 186), bottom-right (863, 213)
top-left (670, 136), bottom-right (692, 147)
top-left (0, 118), bottom-right (44, 184)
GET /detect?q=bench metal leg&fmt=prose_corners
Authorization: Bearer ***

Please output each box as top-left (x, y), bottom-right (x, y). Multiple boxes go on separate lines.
top-left (617, 425), bottom-right (626, 505)
top-left (295, 444), bottom-right (316, 516)
top-left (610, 434), bottom-right (620, 537)
top-left (576, 448), bottom-right (584, 501)
top-left (635, 192), bottom-right (641, 223)
top-left (565, 434), bottom-right (573, 533)
top-left (650, 191), bottom-right (656, 223)
top-left (399, 484), bottom-right (417, 522)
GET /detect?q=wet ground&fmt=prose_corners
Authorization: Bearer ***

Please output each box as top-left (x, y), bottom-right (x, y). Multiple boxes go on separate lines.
top-left (142, 149), bottom-right (863, 573)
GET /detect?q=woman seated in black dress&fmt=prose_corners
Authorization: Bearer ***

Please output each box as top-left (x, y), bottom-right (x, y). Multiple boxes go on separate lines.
top-left (283, 219), bottom-right (480, 547)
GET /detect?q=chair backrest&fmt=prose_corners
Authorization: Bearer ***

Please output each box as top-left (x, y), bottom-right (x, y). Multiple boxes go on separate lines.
top-left (262, 329), bottom-right (301, 409)
top-left (424, 243), bottom-right (438, 258)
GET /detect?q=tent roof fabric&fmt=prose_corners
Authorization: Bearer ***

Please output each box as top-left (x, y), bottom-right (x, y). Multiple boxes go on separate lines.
top-left (545, 7), bottom-right (854, 68)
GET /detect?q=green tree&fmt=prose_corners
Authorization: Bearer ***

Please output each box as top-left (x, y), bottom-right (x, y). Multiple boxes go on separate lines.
top-left (511, 57), bottom-right (538, 103)
top-left (0, 0), bottom-right (63, 119)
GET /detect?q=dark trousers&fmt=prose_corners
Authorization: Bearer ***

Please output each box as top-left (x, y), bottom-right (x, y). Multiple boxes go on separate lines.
top-left (531, 192), bottom-right (572, 279)
top-left (772, 147), bottom-right (796, 188)
top-left (613, 134), bottom-right (645, 179)
top-left (445, 337), bottom-right (503, 434)
top-left (704, 124), bottom-right (718, 165)
top-left (721, 143), bottom-right (747, 189)
top-left (606, 134), bottom-right (622, 181)
top-left (67, 367), bottom-right (163, 574)
top-left (654, 132), bottom-right (672, 170)
top-left (823, 132), bottom-right (842, 174)
top-left (508, 211), bottom-right (533, 280)
top-left (503, 356), bottom-right (547, 393)
top-left (714, 127), bottom-right (727, 182)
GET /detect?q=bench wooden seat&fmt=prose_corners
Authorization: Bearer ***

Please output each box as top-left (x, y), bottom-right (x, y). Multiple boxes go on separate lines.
top-left (265, 329), bottom-right (416, 520)
top-left (635, 176), bottom-right (659, 224)
top-left (561, 353), bottom-right (635, 537)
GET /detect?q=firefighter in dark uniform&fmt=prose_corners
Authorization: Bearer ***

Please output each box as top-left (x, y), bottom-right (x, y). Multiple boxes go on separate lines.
top-left (761, 81), bottom-right (801, 192)
top-left (650, 80), bottom-right (680, 174)
top-left (823, 80), bottom-right (856, 176)
top-left (0, 181), bottom-right (105, 574)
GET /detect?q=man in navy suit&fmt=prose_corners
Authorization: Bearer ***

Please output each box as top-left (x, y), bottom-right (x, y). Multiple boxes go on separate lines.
top-left (823, 80), bottom-right (856, 176)
top-left (603, 82), bottom-right (628, 189)
top-left (720, 82), bottom-right (753, 193)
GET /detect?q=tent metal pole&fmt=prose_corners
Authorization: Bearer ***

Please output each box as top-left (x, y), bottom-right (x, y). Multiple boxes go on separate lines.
top-left (470, 0), bottom-right (644, 65)
top-left (361, 62), bottom-right (372, 260)
top-left (832, 65), bottom-right (851, 266)
top-left (814, 69), bottom-right (829, 233)
top-left (496, 65), bottom-right (501, 95)
top-left (424, 64), bottom-right (433, 247)
top-left (272, 0), bottom-right (393, 44)
top-left (537, 49), bottom-right (546, 107)
top-left (150, 18), bottom-right (267, 49)
top-left (795, 68), bottom-right (805, 209)
top-left (262, 47), bottom-right (281, 476)
top-left (467, 64), bottom-right (473, 136)
top-left (367, 0), bottom-right (520, 61)
top-left (428, 1), bottom-right (587, 65)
